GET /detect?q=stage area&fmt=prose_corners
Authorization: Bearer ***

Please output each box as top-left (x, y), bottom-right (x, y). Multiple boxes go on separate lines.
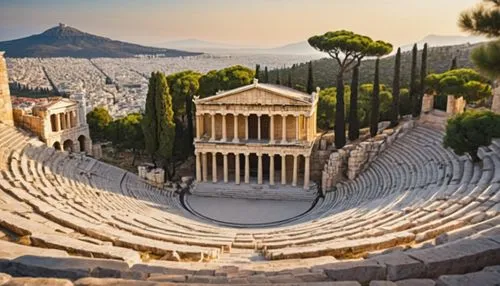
top-left (184, 195), bottom-right (315, 227)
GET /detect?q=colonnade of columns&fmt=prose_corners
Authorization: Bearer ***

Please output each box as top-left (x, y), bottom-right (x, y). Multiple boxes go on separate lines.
top-left (195, 151), bottom-right (311, 190)
top-left (195, 113), bottom-right (316, 143)
top-left (50, 110), bottom-right (79, 132)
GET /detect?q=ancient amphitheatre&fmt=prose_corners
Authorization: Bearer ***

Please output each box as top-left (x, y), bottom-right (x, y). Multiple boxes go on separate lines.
top-left (1, 4), bottom-right (500, 286)
top-left (0, 51), bottom-right (500, 286)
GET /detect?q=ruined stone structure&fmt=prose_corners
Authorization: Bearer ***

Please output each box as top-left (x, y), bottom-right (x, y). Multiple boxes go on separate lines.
top-left (0, 52), bottom-right (14, 126)
top-left (420, 93), bottom-right (466, 131)
top-left (13, 97), bottom-right (92, 154)
top-left (322, 120), bottom-right (415, 191)
top-left (446, 95), bottom-right (466, 116)
top-left (492, 81), bottom-right (500, 114)
top-left (194, 79), bottom-right (319, 190)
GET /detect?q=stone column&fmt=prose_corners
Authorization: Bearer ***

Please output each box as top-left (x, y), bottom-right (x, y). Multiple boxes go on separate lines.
top-left (282, 115), bottom-right (287, 143)
top-left (223, 153), bottom-right (228, 183)
top-left (222, 114), bottom-right (227, 141)
top-left (281, 155), bottom-right (286, 185)
top-left (195, 152), bottom-right (202, 182)
top-left (244, 153), bottom-right (250, 184)
top-left (196, 115), bottom-right (201, 140)
top-left (295, 115), bottom-right (300, 142)
top-left (304, 155), bottom-right (310, 190)
top-left (245, 115), bottom-right (249, 141)
top-left (202, 152), bottom-right (208, 182)
top-left (210, 113), bottom-right (216, 141)
top-left (235, 154), bottom-right (240, 184)
top-left (257, 115), bottom-right (261, 141)
top-left (233, 114), bottom-right (239, 143)
top-left (422, 94), bottom-right (434, 113)
top-left (66, 113), bottom-right (70, 129)
top-left (59, 113), bottom-right (64, 130)
top-left (75, 110), bottom-right (80, 127)
top-left (212, 153), bottom-right (218, 183)
top-left (269, 154), bottom-right (275, 185)
top-left (257, 153), bottom-right (263, 185)
top-left (292, 155), bottom-right (298, 187)
top-left (55, 113), bottom-right (61, 132)
top-left (270, 115), bottom-right (274, 143)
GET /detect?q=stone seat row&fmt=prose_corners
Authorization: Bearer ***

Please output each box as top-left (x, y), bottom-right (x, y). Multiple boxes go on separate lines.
top-left (0, 122), bottom-right (500, 284)
top-left (1, 235), bottom-right (500, 285)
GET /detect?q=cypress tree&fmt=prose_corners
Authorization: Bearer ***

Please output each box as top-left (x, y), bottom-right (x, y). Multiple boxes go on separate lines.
top-left (418, 43), bottom-right (428, 116)
top-left (276, 70), bottom-right (281, 85)
top-left (348, 65), bottom-right (360, 141)
top-left (142, 72), bottom-right (176, 178)
top-left (142, 72), bottom-right (159, 162)
top-left (390, 48), bottom-right (401, 127)
top-left (264, 67), bottom-right (269, 83)
top-left (255, 64), bottom-right (261, 81)
top-left (306, 61), bottom-right (314, 94)
top-left (287, 71), bottom-right (292, 87)
top-left (450, 56), bottom-right (458, 70)
top-left (370, 58), bottom-right (381, 137)
top-left (410, 44), bottom-right (419, 118)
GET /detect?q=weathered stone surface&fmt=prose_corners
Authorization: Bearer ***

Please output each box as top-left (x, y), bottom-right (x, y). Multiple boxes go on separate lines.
top-left (395, 279), bottom-right (436, 286)
top-left (370, 281), bottom-right (397, 286)
top-left (0, 273), bottom-right (11, 285)
top-left (3, 278), bottom-right (73, 286)
top-left (323, 260), bottom-right (386, 283)
top-left (3, 256), bottom-right (129, 280)
top-left (74, 278), bottom-right (157, 286)
top-left (147, 274), bottom-right (187, 283)
top-left (0, 240), bottom-right (69, 260)
top-left (408, 238), bottom-right (500, 278)
top-left (373, 252), bottom-right (425, 280)
top-left (0, 52), bottom-right (14, 126)
top-left (436, 270), bottom-right (500, 286)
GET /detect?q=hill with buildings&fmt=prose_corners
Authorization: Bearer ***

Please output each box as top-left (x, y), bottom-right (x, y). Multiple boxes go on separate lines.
top-left (269, 42), bottom-right (486, 89)
top-left (0, 24), bottom-right (201, 58)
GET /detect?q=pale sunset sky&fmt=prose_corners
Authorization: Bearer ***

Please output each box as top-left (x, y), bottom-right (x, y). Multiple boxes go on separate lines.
top-left (0, 0), bottom-right (479, 47)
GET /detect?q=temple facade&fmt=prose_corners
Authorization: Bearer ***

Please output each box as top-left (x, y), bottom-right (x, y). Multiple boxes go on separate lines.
top-left (194, 79), bottom-right (319, 190)
top-left (13, 97), bottom-right (92, 154)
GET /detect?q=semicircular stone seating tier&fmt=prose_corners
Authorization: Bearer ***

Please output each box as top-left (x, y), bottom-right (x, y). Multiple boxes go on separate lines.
top-left (0, 122), bottom-right (499, 285)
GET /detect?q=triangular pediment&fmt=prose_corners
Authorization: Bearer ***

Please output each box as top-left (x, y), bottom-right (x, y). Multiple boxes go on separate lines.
top-left (45, 99), bottom-right (78, 110)
top-left (197, 84), bottom-right (312, 106)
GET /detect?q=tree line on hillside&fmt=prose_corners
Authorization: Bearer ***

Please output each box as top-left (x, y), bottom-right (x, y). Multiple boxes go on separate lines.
top-left (9, 82), bottom-right (56, 98)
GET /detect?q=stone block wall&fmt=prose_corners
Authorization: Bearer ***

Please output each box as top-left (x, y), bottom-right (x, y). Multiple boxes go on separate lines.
top-left (0, 52), bottom-right (14, 126)
top-left (322, 121), bottom-right (415, 192)
top-left (12, 109), bottom-right (43, 135)
top-left (492, 82), bottom-right (500, 114)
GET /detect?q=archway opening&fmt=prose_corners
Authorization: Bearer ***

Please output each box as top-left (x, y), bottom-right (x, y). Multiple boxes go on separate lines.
top-left (53, 141), bottom-right (61, 150)
top-left (78, 135), bottom-right (86, 152)
top-left (63, 140), bottom-right (74, 152)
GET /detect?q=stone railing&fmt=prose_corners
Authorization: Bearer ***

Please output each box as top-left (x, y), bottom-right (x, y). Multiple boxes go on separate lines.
top-left (322, 120), bottom-right (415, 192)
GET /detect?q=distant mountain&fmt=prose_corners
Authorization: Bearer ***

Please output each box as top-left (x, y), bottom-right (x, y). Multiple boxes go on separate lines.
top-left (0, 24), bottom-right (201, 58)
top-left (159, 38), bottom-right (246, 51)
top-left (400, 34), bottom-right (487, 51)
top-left (159, 39), bottom-right (323, 56)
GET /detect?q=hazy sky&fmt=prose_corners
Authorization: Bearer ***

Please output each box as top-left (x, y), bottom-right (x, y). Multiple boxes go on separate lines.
top-left (0, 0), bottom-right (479, 47)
